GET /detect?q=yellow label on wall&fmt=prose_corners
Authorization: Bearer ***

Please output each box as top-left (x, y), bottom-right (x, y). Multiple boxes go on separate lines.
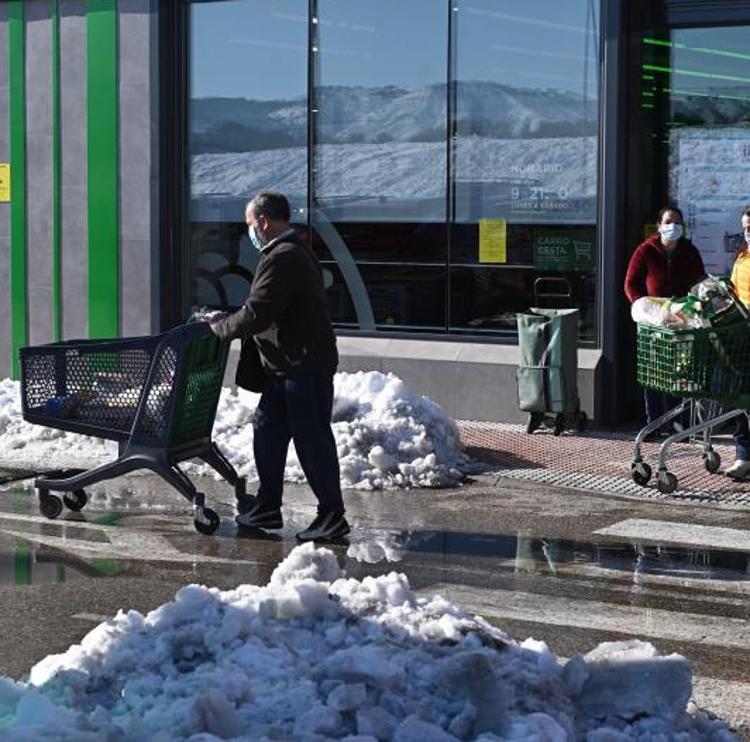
top-left (479, 218), bottom-right (507, 263)
top-left (644, 222), bottom-right (657, 238)
top-left (0, 164), bottom-right (10, 202)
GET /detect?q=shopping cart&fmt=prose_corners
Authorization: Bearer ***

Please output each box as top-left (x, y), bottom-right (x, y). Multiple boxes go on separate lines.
top-left (19, 322), bottom-right (247, 534)
top-left (631, 315), bottom-right (750, 493)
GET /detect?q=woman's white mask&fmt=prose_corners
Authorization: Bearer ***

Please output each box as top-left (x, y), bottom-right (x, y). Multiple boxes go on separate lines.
top-left (659, 223), bottom-right (683, 242)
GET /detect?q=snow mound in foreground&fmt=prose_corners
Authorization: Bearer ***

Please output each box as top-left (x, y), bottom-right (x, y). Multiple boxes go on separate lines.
top-left (207, 370), bottom-right (471, 489)
top-left (0, 371), bottom-right (471, 490)
top-left (0, 545), bottom-right (732, 741)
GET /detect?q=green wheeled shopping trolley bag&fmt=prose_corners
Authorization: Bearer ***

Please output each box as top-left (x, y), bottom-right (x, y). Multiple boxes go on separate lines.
top-left (516, 307), bottom-right (586, 435)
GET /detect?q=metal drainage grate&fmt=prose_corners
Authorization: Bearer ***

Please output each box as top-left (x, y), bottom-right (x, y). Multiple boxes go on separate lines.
top-left (457, 421), bottom-right (750, 510)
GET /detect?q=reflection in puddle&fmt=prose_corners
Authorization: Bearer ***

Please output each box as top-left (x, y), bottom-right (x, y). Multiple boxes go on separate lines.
top-left (0, 537), bottom-right (117, 585)
top-left (347, 529), bottom-right (750, 582)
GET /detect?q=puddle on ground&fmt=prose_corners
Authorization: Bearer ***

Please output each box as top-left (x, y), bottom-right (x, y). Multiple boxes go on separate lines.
top-left (346, 530), bottom-right (750, 582)
top-left (0, 536), bottom-right (121, 585)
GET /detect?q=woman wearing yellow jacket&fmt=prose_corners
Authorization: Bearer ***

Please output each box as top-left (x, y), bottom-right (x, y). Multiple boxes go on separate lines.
top-left (726, 204), bottom-right (750, 479)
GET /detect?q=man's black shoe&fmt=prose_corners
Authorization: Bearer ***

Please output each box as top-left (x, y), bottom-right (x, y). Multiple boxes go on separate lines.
top-left (235, 500), bottom-right (283, 529)
top-left (296, 511), bottom-right (350, 542)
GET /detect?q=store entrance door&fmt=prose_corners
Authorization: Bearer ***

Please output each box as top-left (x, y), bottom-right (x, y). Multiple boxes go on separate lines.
top-left (628, 16), bottom-right (750, 273)
top-left (621, 3), bottom-right (750, 422)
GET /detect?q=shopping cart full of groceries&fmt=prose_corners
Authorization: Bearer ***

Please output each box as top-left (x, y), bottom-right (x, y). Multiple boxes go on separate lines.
top-left (631, 276), bottom-right (750, 494)
top-left (19, 322), bottom-right (248, 534)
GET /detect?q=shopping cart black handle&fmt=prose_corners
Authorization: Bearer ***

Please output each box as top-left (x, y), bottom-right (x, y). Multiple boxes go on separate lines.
top-left (19, 333), bottom-right (161, 357)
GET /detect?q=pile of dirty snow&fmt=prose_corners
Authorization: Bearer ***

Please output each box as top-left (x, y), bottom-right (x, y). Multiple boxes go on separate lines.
top-left (207, 371), bottom-right (469, 488)
top-left (0, 545), bottom-right (731, 741)
top-left (0, 372), bottom-right (470, 489)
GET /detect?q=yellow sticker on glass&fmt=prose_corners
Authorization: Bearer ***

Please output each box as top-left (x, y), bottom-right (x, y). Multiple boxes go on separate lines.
top-left (479, 219), bottom-right (507, 263)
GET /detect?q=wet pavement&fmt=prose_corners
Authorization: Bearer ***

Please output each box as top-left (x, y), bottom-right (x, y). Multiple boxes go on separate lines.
top-left (1, 469), bottom-right (750, 737)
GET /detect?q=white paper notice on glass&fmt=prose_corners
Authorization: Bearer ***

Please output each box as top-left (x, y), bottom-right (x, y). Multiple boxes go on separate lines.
top-left (672, 129), bottom-right (750, 276)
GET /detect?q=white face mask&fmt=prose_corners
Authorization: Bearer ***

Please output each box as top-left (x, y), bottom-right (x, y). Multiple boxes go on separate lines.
top-left (744, 229), bottom-right (750, 246)
top-left (659, 223), bottom-right (683, 242)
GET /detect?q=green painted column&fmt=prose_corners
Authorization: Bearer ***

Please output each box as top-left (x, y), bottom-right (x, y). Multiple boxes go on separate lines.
top-left (8, 1), bottom-right (26, 379)
top-left (87, 0), bottom-right (119, 338)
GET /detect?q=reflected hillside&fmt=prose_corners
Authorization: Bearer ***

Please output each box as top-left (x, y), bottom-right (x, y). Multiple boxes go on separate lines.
top-left (190, 82), bottom-right (598, 223)
top-left (190, 81), bottom-right (597, 154)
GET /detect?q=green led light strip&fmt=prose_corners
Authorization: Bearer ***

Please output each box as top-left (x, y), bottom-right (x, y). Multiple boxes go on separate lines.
top-left (8, 1), bottom-right (27, 379)
top-left (644, 36), bottom-right (750, 64)
top-left (662, 86), bottom-right (750, 104)
top-left (643, 63), bottom-right (750, 86)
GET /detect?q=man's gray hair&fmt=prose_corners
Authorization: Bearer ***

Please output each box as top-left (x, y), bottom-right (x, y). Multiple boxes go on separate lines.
top-left (246, 191), bottom-right (291, 222)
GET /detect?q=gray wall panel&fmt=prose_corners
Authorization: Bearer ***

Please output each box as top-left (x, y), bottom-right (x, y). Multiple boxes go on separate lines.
top-left (25, 1), bottom-right (54, 347)
top-left (60, 0), bottom-right (87, 339)
top-left (0, 7), bottom-right (11, 377)
top-left (148, 0), bottom-right (159, 333)
top-left (119, 0), bottom-right (158, 336)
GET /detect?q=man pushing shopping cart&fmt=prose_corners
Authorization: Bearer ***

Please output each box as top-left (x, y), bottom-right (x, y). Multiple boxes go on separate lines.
top-left (20, 191), bottom-right (348, 542)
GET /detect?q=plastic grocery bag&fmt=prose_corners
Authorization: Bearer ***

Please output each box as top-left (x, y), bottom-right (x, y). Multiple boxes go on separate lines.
top-left (689, 276), bottom-right (743, 326)
top-left (631, 296), bottom-right (710, 328)
top-left (630, 296), bottom-right (675, 326)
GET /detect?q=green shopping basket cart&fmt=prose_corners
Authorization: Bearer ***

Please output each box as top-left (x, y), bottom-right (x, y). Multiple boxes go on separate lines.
top-left (632, 319), bottom-right (750, 493)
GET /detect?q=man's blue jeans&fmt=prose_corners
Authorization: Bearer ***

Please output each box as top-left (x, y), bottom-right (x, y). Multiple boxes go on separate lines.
top-left (252, 372), bottom-right (344, 514)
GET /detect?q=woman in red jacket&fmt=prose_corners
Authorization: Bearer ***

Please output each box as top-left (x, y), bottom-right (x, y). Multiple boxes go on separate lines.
top-left (624, 206), bottom-right (706, 435)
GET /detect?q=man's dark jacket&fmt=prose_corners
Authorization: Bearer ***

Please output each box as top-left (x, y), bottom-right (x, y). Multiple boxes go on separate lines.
top-left (212, 230), bottom-right (338, 390)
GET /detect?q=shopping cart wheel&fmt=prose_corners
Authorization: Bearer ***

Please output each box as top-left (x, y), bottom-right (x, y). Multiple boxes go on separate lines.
top-left (574, 410), bottom-right (588, 433)
top-left (38, 491), bottom-right (63, 520)
top-left (631, 461), bottom-right (652, 486)
top-left (704, 451), bottom-right (721, 474)
top-left (194, 506), bottom-right (220, 535)
top-left (553, 413), bottom-right (565, 436)
top-left (657, 471), bottom-right (678, 494)
top-left (526, 412), bottom-right (543, 434)
top-left (63, 489), bottom-right (88, 512)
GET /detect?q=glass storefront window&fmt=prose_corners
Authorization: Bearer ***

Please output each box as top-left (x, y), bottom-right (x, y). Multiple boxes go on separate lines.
top-left (184, 0), bottom-right (601, 342)
top-left (311, 0), bottom-right (449, 332)
top-left (451, 0), bottom-right (600, 340)
top-left (188, 0), bottom-right (308, 310)
top-left (313, 0), bottom-right (448, 225)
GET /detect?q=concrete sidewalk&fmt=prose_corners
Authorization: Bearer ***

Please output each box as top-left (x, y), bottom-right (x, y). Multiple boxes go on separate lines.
top-left (458, 420), bottom-right (750, 510)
